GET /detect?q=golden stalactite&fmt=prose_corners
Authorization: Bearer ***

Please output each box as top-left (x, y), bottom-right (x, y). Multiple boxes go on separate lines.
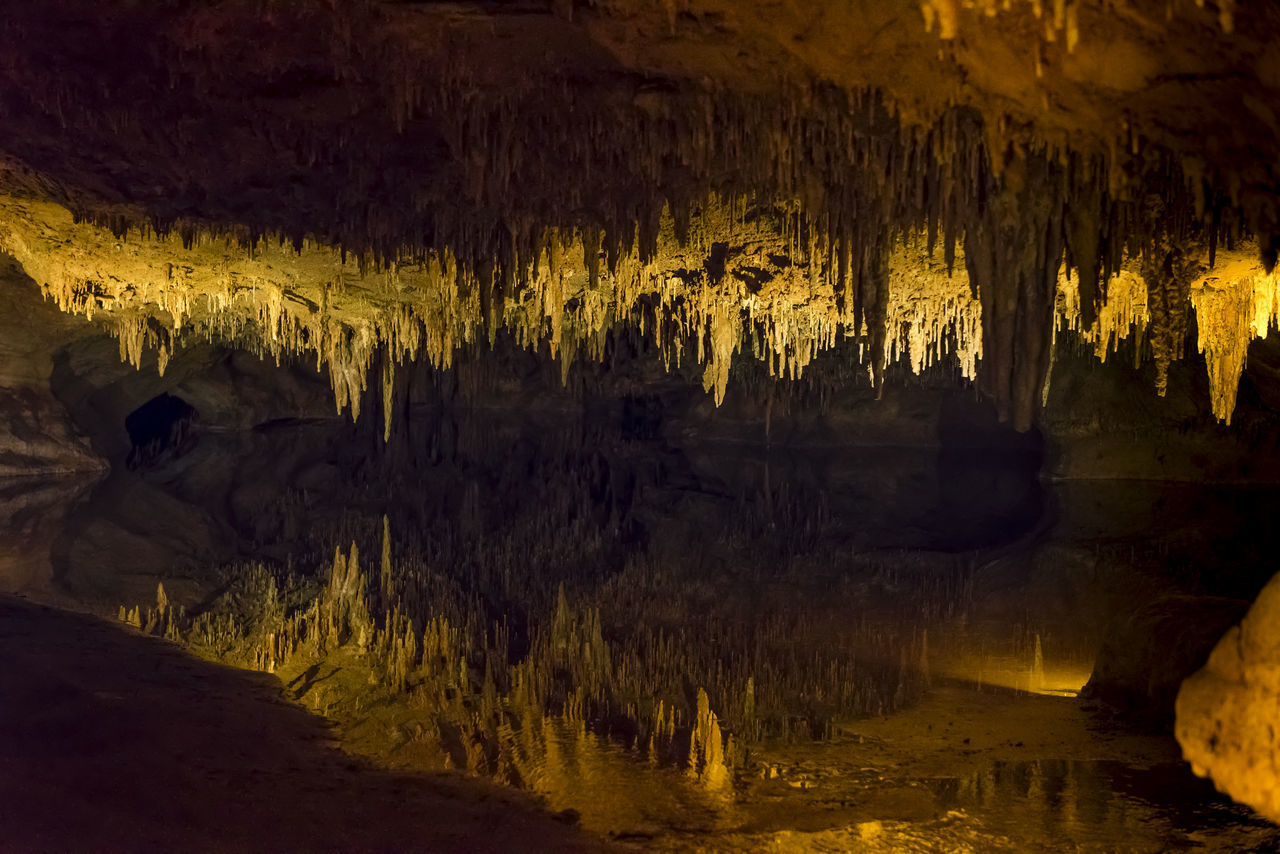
top-left (886, 241), bottom-right (983, 380)
top-left (0, 188), bottom-right (986, 417)
top-left (1188, 250), bottom-right (1280, 424)
top-left (1055, 243), bottom-right (1279, 424)
top-left (2, 184), bottom-right (1278, 427)
top-left (920, 0), bottom-right (1233, 46)
top-left (921, 0), bottom-right (1085, 49)
top-left (1056, 265), bottom-right (1149, 366)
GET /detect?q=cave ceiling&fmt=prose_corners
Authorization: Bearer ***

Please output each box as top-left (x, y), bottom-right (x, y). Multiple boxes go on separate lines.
top-left (2, 0), bottom-right (1279, 430)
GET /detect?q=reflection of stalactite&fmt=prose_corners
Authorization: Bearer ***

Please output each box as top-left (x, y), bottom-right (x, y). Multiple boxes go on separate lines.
top-left (687, 687), bottom-right (731, 791)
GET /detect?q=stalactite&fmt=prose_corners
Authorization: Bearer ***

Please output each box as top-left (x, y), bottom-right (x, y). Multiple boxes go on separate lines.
top-left (1, 70), bottom-right (1274, 429)
top-left (920, 0), bottom-right (1233, 45)
top-left (861, 239), bottom-right (890, 394)
top-left (1056, 264), bottom-right (1148, 364)
top-left (1063, 155), bottom-right (1107, 330)
top-left (963, 152), bottom-right (1066, 430)
top-left (1144, 247), bottom-right (1200, 398)
top-left (892, 241), bottom-right (982, 378)
top-left (1189, 252), bottom-right (1280, 423)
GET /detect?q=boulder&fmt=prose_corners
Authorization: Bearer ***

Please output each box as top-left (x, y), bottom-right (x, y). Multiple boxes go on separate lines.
top-left (1176, 572), bottom-right (1280, 823)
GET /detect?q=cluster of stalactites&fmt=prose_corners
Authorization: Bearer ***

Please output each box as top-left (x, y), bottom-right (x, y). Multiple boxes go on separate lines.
top-left (1056, 264), bottom-right (1149, 367)
top-left (0, 189), bottom-right (988, 427)
top-left (2, 67), bottom-right (1275, 432)
top-left (921, 0), bottom-right (1082, 48)
top-left (8, 184), bottom-right (1278, 429)
top-left (887, 241), bottom-right (983, 380)
top-left (1188, 253), bottom-right (1280, 423)
top-left (1055, 244), bottom-right (1280, 424)
top-left (921, 0), bottom-right (1234, 46)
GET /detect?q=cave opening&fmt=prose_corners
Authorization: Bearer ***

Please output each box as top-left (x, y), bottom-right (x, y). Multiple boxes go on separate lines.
top-left (1, 0), bottom-right (1280, 851)
top-left (124, 393), bottom-right (198, 470)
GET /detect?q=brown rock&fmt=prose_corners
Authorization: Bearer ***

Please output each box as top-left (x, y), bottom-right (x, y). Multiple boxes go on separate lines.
top-left (1176, 571), bottom-right (1280, 822)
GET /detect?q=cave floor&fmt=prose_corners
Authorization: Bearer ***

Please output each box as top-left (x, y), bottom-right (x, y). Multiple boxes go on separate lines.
top-left (0, 594), bottom-right (612, 854)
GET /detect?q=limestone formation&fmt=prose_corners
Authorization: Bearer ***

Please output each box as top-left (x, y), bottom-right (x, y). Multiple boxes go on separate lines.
top-left (0, 0), bottom-right (1277, 432)
top-left (1176, 571), bottom-right (1280, 822)
top-left (4, 182), bottom-right (1276, 431)
top-left (18, 0), bottom-right (1280, 845)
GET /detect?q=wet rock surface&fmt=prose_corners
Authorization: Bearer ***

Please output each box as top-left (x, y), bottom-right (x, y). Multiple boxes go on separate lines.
top-left (1177, 570), bottom-right (1280, 824)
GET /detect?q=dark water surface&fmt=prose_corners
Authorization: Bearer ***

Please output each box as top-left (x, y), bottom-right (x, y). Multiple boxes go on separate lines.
top-left (2, 411), bottom-right (1278, 852)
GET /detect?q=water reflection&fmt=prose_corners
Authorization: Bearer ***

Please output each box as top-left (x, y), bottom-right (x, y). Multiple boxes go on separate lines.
top-left (518, 718), bottom-right (736, 837)
top-left (5, 407), bottom-right (1280, 851)
top-left (936, 633), bottom-right (1095, 697)
top-left (934, 759), bottom-right (1276, 851)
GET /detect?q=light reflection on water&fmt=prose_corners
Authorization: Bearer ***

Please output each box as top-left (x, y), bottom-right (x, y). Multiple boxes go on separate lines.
top-left (506, 731), bottom-right (1280, 852)
top-left (927, 759), bottom-right (1279, 853)
top-left (936, 643), bottom-right (1095, 697)
top-left (515, 717), bottom-right (738, 838)
top-left (6, 460), bottom-right (1280, 852)
top-left (491, 711), bottom-right (1280, 852)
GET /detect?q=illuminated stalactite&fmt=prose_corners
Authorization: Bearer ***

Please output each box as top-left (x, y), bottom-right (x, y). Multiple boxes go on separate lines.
top-left (0, 1), bottom-right (1275, 437)
top-left (1143, 247), bottom-right (1200, 399)
top-left (964, 154), bottom-right (1067, 431)
top-left (1189, 253), bottom-right (1280, 424)
top-left (920, 0), bottom-right (1234, 43)
top-left (1056, 265), bottom-right (1148, 365)
top-left (0, 189), bottom-right (991, 418)
top-left (1063, 155), bottom-right (1108, 332)
top-left (5, 185), bottom-right (1279, 428)
top-left (888, 242), bottom-right (982, 380)
top-left (0, 69), bottom-right (1276, 428)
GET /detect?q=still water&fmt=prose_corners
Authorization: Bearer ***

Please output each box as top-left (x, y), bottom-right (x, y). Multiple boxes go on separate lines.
top-left (2, 411), bottom-right (1278, 852)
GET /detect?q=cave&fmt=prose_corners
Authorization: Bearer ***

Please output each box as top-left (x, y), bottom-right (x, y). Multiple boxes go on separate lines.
top-left (125, 393), bottom-right (198, 469)
top-left (2, 0), bottom-right (1280, 850)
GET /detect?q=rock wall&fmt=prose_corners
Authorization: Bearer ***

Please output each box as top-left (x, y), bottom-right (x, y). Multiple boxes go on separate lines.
top-left (0, 260), bottom-right (103, 476)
